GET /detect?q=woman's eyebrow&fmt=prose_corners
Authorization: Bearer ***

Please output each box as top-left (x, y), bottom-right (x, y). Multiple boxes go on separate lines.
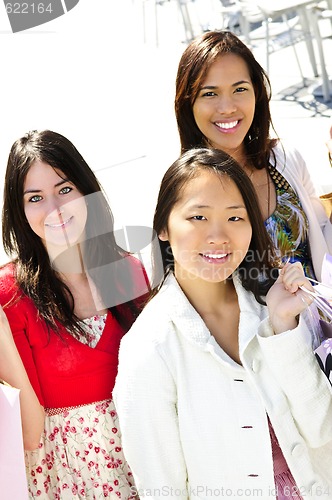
top-left (23, 179), bottom-right (69, 195)
top-left (186, 204), bottom-right (246, 210)
top-left (200, 80), bottom-right (251, 90)
top-left (200, 85), bottom-right (217, 90)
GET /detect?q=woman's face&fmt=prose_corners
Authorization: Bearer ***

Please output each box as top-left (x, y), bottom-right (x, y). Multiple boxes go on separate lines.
top-left (159, 169), bottom-right (252, 287)
top-left (23, 160), bottom-right (87, 251)
top-left (193, 54), bottom-right (256, 164)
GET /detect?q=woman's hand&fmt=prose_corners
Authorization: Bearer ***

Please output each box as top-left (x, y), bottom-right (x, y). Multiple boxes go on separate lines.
top-left (266, 262), bottom-right (314, 334)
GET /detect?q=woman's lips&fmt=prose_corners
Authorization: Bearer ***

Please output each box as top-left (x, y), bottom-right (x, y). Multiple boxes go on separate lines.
top-left (199, 252), bottom-right (230, 264)
top-left (214, 120), bottom-right (240, 133)
top-left (45, 215), bottom-right (73, 229)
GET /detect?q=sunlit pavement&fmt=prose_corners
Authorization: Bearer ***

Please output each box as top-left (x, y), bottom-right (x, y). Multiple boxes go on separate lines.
top-left (0, 0), bottom-right (331, 265)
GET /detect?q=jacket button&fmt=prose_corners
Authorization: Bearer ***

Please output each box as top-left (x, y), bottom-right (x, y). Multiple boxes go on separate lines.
top-left (252, 359), bottom-right (260, 373)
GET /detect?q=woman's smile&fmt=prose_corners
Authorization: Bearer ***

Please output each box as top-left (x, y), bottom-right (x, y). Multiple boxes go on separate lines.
top-left (214, 119), bottom-right (241, 133)
top-left (44, 215), bottom-right (73, 229)
top-left (199, 252), bottom-right (230, 264)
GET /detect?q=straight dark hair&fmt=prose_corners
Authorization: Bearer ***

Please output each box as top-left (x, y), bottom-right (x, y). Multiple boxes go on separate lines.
top-left (152, 148), bottom-right (279, 304)
top-left (2, 130), bottom-right (143, 336)
top-left (175, 30), bottom-right (278, 169)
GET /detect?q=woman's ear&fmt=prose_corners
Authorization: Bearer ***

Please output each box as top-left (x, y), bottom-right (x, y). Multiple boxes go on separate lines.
top-left (158, 228), bottom-right (169, 241)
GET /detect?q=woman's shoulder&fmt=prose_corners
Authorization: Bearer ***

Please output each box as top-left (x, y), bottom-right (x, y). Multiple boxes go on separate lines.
top-left (0, 262), bottom-right (20, 302)
top-left (126, 288), bottom-right (173, 338)
top-left (121, 279), bottom-right (178, 349)
top-left (122, 252), bottom-right (150, 286)
top-left (0, 261), bottom-right (15, 277)
top-left (124, 253), bottom-right (144, 270)
top-left (271, 140), bottom-right (306, 169)
top-left (114, 253), bottom-right (151, 313)
top-left (121, 273), bottom-right (209, 356)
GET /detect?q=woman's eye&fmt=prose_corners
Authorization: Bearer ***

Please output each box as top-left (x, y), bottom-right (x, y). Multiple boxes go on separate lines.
top-left (235, 87), bottom-right (247, 93)
top-left (229, 216), bottom-right (241, 221)
top-left (202, 91), bottom-right (217, 97)
top-left (29, 195), bottom-right (42, 203)
top-left (59, 186), bottom-right (72, 195)
top-left (192, 215), bottom-right (207, 221)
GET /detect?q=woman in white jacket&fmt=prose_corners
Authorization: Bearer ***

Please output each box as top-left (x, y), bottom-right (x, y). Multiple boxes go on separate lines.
top-left (114, 148), bottom-right (332, 499)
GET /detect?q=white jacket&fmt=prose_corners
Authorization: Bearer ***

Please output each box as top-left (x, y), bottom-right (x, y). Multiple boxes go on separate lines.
top-left (114, 273), bottom-right (332, 499)
top-left (272, 142), bottom-right (332, 281)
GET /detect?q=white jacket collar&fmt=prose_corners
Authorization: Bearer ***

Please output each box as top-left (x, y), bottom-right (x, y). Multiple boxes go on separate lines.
top-left (158, 272), bottom-right (267, 359)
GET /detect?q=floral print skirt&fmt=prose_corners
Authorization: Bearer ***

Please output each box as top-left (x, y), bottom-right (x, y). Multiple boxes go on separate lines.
top-left (25, 399), bottom-right (137, 499)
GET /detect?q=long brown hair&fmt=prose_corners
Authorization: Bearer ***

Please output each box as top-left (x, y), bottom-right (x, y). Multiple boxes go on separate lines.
top-left (152, 148), bottom-right (279, 304)
top-left (175, 31), bottom-right (277, 169)
top-left (2, 130), bottom-right (144, 336)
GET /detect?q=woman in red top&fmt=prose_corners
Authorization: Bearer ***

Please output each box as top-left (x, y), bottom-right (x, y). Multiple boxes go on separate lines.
top-left (0, 130), bottom-right (149, 499)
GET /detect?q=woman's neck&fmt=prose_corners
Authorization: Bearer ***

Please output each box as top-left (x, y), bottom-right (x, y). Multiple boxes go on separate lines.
top-left (175, 273), bottom-right (236, 317)
top-left (55, 251), bottom-right (108, 319)
top-left (175, 273), bottom-right (241, 364)
top-left (60, 271), bottom-right (108, 320)
top-left (48, 243), bottom-right (86, 274)
top-left (209, 141), bottom-right (247, 168)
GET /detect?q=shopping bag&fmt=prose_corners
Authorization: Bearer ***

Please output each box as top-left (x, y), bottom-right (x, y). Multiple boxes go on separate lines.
top-left (315, 339), bottom-right (332, 383)
top-left (321, 253), bottom-right (332, 287)
top-left (0, 382), bottom-right (28, 499)
top-left (311, 254), bottom-right (332, 382)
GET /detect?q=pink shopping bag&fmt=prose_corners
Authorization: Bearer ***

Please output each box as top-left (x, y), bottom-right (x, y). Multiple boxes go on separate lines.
top-left (0, 382), bottom-right (28, 499)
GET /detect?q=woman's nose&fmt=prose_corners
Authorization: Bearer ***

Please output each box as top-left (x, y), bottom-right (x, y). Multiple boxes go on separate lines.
top-left (207, 224), bottom-right (229, 244)
top-left (216, 95), bottom-right (237, 114)
top-left (45, 199), bottom-right (63, 222)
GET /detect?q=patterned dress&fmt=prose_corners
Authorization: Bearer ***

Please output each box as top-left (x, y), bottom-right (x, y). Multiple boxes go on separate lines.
top-left (25, 314), bottom-right (137, 500)
top-left (265, 164), bottom-right (316, 280)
